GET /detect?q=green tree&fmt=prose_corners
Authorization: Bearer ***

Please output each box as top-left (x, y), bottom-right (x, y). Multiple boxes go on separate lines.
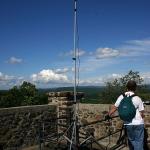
top-left (20, 81), bottom-right (38, 105)
top-left (9, 86), bottom-right (23, 106)
top-left (0, 81), bottom-right (48, 108)
top-left (100, 70), bottom-right (144, 104)
top-left (120, 70), bottom-right (143, 88)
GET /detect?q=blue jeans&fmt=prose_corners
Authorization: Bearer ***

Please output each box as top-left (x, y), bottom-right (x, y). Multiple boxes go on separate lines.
top-left (125, 124), bottom-right (144, 150)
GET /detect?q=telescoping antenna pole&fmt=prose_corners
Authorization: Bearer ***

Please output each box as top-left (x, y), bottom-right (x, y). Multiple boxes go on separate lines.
top-left (73, 0), bottom-right (77, 108)
top-left (73, 0), bottom-right (77, 102)
top-left (72, 0), bottom-right (78, 149)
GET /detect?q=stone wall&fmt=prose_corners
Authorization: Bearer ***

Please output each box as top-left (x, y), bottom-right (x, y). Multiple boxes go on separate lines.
top-left (48, 91), bottom-right (150, 148)
top-left (48, 91), bottom-right (84, 134)
top-left (78, 104), bottom-right (150, 147)
top-left (0, 91), bottom-right (150, 149)
top-left (0, 105), bottom-right (57, 150)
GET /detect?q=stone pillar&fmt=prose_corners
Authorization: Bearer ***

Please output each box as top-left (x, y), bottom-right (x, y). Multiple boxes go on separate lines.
top-left (48, 91), bottom-right (84, 134)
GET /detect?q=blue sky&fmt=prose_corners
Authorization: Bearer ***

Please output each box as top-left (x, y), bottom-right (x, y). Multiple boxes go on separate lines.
top-left (0, 0), bottom-right (150, 89)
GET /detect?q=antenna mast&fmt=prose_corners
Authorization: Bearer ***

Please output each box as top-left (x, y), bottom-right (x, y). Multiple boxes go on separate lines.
top-left (73, 0), bottom-right (77, 103)
top-left (73, 0), bottom-right (77, 105)
top-left (72, 0), bottom-right (79, 149)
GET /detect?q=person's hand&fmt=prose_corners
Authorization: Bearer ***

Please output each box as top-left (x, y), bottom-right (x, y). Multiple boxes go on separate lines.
top-left (104, 114), bottom-right (112, 120)
top-left (95, 115), bottom-right (101, 120)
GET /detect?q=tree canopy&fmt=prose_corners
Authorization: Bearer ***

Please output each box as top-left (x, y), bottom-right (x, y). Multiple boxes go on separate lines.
top-left (100, 70), bottom-right (148, 104)
top-left (0, 81), bottom-right (48, 108)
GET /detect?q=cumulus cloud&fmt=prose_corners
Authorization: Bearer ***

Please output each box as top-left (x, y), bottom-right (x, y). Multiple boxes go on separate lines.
top-left (102, 73), bottom-right (122, 82)
top-left (76, 73), bottom-right (123, 86)
top-left (77, 50), bottom-right (86, 57)
top-left (119, 39), bottom-right (150, 56)
top-left (141, 72), bottom-right (150, 84)
top-left (91, 39), bottom-right (150, 60)
top-left (0, 72), bottom-right (24, 89)
top-left (79, 77), bottom-right (104, 86)
top-left (111, 73), bottom-right (122, 78)
top-left (61, 49), bottom-right (86, 57)
top-left (95, 47), bottom-right (120, 59)
top-left (126, 39), bottom-right (150, 47)
top-left (0, 72), bottom-right (14, 81)
top-left (55, 68), bottom-right (69, 74)
top-left (102, 72), bottom-right (150, 85)
top-left (7, 56), bottom-right (23, 64)
top-left (31, 69), bottom-right (69, 84)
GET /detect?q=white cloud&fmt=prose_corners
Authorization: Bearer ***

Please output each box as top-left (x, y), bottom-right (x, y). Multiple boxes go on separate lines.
top-left (142, 72), bottom-right (150, 79)
top-left (111, 73), bottom-right (122, 78)
top-left (55, 68), bottom-right (69, 74)
top-left (119, 39), bottom-right (150, 56)
top-left (95, 47), bottom-right (120, 59)
top-left (62, 49), bottom-right (86, 57)
top-left (79, 77), bottom-right (104, 86)
top-left (77, 50), bottom-right (86, 57)
top-left (0, 72), bottom-right (14, 81)
top-left (141, 72), bottom-right (150, 84)
top-left (80, 38), bottom-right (150, 74)
top-left (0, 72), bottom-right (24, 89)
top-left (91, 39), bottom-right (150, 60)
top-left (102, 72), bottom-right (150, 85)
top-left (7, 56), bottom-right (23, 64)
top-left (77, 73), bottom-right (122, 86)
top-left (1, 70), bottom-right (150, 89)
top-left (31, 69), bottom-right (69, 84)
top-left (126, 39), bottom-right (150, 47)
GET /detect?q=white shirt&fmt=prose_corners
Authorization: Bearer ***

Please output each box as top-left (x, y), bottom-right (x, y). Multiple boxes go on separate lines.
top-left (115, 91), bottom-right (144, 125)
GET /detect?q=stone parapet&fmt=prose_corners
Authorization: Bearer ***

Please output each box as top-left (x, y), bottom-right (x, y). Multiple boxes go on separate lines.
top-left (78, 104), bottom-right (150, 148)
top-left (48, 91), bottom-right (84, 98)
top-left (1, 92), bottom-right (149, 149)
top-left (48, 92), bottom-right (150, 149)
top-left (0, 105), bottom-right (57, 149)
top-left (48, 91), bottom-right (84, 134)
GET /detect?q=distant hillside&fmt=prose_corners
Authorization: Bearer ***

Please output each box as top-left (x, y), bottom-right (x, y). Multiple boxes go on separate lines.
top-left (1, 84), bottom-right (150, 104)
top-left (38, 84), bottom-right (150, 104)
top-left (0, 86), bottom-right (103, 104)
top-left (39, 86), bottom-right (104, 104)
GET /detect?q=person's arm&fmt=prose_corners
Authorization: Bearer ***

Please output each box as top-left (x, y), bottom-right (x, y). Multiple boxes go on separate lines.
top-left (108, 94), bottom-right (123, 117)
top-left (105, 95), bottom-right (122, 120)
top-left (140, 110), bottom-right (144, 118)
top-left (108, 105), bottom-right (117, 116)
top-left (137, 96), bottom-right (145, 118)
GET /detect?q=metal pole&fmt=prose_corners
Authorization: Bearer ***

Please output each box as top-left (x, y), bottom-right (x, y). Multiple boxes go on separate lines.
top-left (73, 0), bottom-right (78, 149)
top-left (73, 0), bottom-right (77, 104)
